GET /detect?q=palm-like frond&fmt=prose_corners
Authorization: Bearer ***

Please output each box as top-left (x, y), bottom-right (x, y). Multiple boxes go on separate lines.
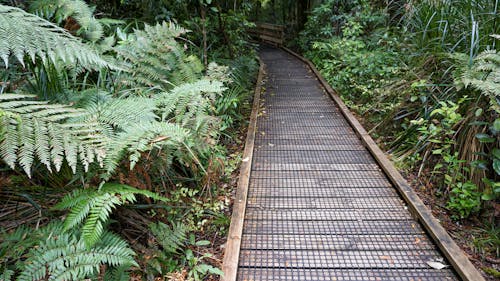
top-left (0, 93), bottom-right (106, 177)
top-left (0, 4), bottom-right (109, 69)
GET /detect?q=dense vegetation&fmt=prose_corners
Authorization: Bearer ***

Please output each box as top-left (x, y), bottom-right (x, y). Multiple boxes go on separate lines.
top-left (0, 0), bottom-right (258, 280)
top-left (294, 0), bottom-right (499, 278)
top-left (0, 0), bottom-right (498, 280)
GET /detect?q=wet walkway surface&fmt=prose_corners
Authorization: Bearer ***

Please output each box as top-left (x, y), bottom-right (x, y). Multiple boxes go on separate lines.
top-left (236, 46), bottom-right (458, 281)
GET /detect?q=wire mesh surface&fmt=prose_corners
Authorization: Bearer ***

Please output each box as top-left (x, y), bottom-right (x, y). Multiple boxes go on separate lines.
top-left (236, 46), bottom-right (458, 280)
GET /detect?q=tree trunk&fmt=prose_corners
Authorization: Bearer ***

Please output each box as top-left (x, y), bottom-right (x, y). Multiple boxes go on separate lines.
top-left (217, 3), bottom-right (234, 58)
top-left (200, 5), bottom-right (208, 68)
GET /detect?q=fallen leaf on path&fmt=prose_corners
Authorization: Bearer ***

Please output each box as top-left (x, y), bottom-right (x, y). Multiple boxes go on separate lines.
top-left (426, 261), bottom-right (448, 269)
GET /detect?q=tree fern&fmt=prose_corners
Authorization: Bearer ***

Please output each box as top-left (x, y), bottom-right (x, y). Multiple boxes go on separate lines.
top-left (0, 93), bottom-right (106, 177)
top-left (0, 4), bottom-right (109, 69)
top-left (114, 21), bottom-right (203, 93)
top-left (54, 183), bottom-right (167, 247)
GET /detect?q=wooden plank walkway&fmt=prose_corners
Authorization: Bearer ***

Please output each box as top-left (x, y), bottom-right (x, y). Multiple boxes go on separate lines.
top-left (234, 46), bottom-right (461, 280)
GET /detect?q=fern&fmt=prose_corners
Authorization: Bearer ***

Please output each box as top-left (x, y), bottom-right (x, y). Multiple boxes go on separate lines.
top-left (54, 183), bottom-right (168, 247)
top-left (149, 222), bottom-right (188, 254)
top-left (104, 265), bottom-right (131, 281)
top-left (114, 21), bottom-right (203, 93)
top-left (18, 227), bottom-right (136, 281)
top-left (453, 49), bottom-right (500, 112)
top-left (29, 0), bottom-right (104, 42)
top-left (0, 93), bottom-right (107, 177)
top-left (103, 121), bottom-right (190, 176)
top-left (1, 222), bottom-right (136, 281)
top-left (74, 89), bottom-right (158, 132)
top-left (0, 4), bottom-right (109, 69)
top-left (157, 79), bottom-right (224, 133)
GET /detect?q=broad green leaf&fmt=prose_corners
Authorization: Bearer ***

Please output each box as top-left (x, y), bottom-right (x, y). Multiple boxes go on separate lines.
top-left (493, 118), bottom-right (500, 132)
top-left (194, 240), bottom-right (210, 246)
top-left (475, 133), bottom-right (495, 143)
top-left (481, 193), bottom-right (495, 200)
top-left (492, 148), bottom-right (500, 159)
top-left (493, 159), bottom-right (500, 175)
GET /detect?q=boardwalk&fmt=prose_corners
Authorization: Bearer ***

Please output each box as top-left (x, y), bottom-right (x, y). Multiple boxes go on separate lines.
top-left (235, 46), bottom-right (459, 280)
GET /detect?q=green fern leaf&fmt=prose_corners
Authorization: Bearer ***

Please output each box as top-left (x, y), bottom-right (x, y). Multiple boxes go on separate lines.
top-left (149, 222), bottom-right (188, 254)
top-left (0, 4), bottom-right (109, 69)
top-left (55, 183), bottom-right (167, 247)
top-left (16, 225), bottom-right (137, 281)
top-left (0, 94), bottom-right (107, 176)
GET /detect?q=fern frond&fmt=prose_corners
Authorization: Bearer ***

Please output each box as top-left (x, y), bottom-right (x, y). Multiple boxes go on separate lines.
top-left (114, 21), bottom-right (203, 93)
top-left (74, 90), bottom-right (158, 130)
top-left (0, 94), bottom-right (107, 176)
top-left (104, 265), bottom-right (131, 281)
top-left (149, 222), bottom-right (188, 254)
top-left (452, 49), bottom-right (500, 112)
top-left (54, 183), bottom-right (167, 247)
top-left (17, 226), bottom-right (137, 281)
top-left (104, 122), bottom-right (189, 175)
top-left (29, 0), bottom-right (104, 42)
top-left (0, 4), bottom-right (109, 69)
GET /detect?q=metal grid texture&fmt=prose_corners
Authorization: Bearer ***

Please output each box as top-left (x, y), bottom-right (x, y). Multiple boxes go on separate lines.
top-left (239, 233), bottom-right (434, 251)
top-left (247, 187), bottom-right (399, 198)
top-left (244, 208), bottom-right (412, 221)
top-left (238, 268), bottom-right (457, 281)
top-left (236, 46), bottom-right (458, 280)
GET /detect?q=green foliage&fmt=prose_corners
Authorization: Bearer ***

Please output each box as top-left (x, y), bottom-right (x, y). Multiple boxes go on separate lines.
top-left (54, 183), bottom-right (167, 247)
top-left (297, 0), bottom-right (385, 50)
top-left (146, 221), bottom-right (223, 280)
top-left (0, 222), bottom-right (136, 281)
top-left (403, 0), bottom-right (499, 55)
top-left (0, 2), bottom-right (257, 280)
top-left (149, 222), bottom-right (188, 255)
top-left (114, 21), bottom-right (204, 93)
top-left (0, 93), bottom-right (106, 177)
top-left (29, 0), bottom-right (104, 42)
top-left (304, 16), bottom-right (402, 122)
top-left (0, 4), bottom-right (109, 69)
top-left (447, 181), bottom-right (481, 219)
top-left (453, 49), bottom-right (500, 113)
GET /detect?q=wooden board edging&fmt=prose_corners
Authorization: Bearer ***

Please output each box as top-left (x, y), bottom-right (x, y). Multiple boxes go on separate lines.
top-left (281, 46), bottom-right (485, 281)
top-left (221, 58), bottom-right (264, 281)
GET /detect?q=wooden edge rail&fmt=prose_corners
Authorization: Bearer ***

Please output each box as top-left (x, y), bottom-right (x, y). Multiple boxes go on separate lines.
top-left (221, 58), bottom-right (264, 281)
top-left (281, 46), bottom-right (485, 281)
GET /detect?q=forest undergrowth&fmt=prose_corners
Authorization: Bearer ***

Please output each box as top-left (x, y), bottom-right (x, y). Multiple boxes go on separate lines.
top-left (0, 1), bottom-right (258, 280)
